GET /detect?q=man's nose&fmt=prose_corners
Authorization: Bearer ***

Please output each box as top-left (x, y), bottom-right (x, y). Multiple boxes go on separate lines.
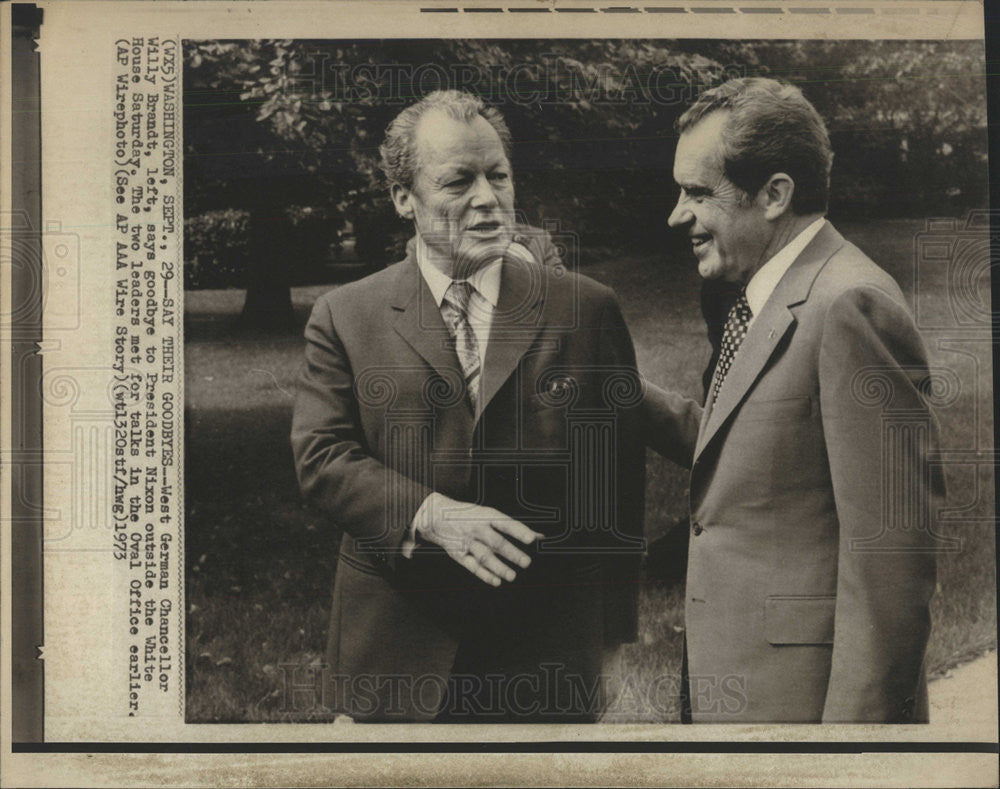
top-left (667, 199), bottom-right (691, 229)
top-left (470, 174), bottom-right (500, 208)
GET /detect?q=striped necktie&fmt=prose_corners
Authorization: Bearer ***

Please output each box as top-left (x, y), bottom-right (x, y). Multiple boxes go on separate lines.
top-left (441, 280), bottom-right (481, 413)
top-left (710, 288), bottom-right (752, 403)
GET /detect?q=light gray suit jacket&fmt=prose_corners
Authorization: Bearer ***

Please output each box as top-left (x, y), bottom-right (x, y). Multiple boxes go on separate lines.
top-left (646, 222), bottom-right (943, 722)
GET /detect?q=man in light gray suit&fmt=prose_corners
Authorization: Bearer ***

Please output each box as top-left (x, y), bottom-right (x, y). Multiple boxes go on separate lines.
top-left (644, 77), bottom-right (943, 722)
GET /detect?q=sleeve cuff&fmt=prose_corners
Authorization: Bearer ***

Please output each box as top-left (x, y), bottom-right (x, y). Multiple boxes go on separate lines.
top-left (401, 492), bottom-right (434, 559)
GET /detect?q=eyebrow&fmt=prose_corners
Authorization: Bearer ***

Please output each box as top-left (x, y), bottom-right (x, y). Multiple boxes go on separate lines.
top-left (433, 162), bottom-right (509, 183)
top-left (432, 167), bottom-right (471, 184)
top-left (678, 183), bottom-right (712, 197)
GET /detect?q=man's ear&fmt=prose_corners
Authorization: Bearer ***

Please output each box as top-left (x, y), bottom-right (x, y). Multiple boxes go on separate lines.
top-left (390, 182), bottom-right (415, 220)
top-left (761, 173), bottom-right (795, 221)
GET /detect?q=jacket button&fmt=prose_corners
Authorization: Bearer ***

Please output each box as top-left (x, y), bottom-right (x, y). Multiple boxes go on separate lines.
top-left (691, 520), bottom-right (703, 536)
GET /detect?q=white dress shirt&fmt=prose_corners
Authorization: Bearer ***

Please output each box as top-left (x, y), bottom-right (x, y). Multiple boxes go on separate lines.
top-left (745, 217), bottom-right (826, 326)
top-left (403, 237), bottom-right (504, 558)
top-left (416, 234), bottom-right (502, 361)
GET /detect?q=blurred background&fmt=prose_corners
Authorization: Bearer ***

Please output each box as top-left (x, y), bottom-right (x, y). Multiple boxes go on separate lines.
top-left (182, 39), bottom-right (994, 722)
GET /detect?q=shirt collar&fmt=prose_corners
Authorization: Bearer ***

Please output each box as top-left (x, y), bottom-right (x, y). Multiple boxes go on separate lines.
top-left (415, 234), bottom-right (502, 308)
top-left (745, 217), bottom-right (826, 317)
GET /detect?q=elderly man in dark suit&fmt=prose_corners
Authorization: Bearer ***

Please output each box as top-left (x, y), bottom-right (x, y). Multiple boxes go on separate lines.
top-left (644, 77), bottom-right (944, 723)
top-left (292, 90), bottom-right (646, 722)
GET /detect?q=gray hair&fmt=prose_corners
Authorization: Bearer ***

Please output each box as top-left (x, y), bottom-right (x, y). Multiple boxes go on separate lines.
top-left (379, 90), bottom-right (513, 189)
top-left (677, 77), bottom-right (833, 214)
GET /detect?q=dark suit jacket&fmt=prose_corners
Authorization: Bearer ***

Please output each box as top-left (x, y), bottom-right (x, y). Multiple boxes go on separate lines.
top-left (291, 230), bottom-right (646, 720)
top-left (646, 222), bottom-right (942, 722)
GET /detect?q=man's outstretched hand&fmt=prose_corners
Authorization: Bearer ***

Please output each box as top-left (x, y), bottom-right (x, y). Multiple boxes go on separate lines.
top-left (413, 492), bottom-right (543, 586)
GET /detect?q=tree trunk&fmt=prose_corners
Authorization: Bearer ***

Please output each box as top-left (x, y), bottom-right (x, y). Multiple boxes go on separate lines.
top-left (238, 206), bottom-right (296, 332)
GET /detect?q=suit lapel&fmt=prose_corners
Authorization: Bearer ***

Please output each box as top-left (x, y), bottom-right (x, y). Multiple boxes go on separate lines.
top-left (390, 252), bottom-right (464, 386)
top-left (694, 221), bottom-right (846, 461)
top-left (478, 252), bottom-right (546, 417)
top-left (390, 245), bottom-right (546, 420)
top-left (695, 303), bottom-right (794, 459)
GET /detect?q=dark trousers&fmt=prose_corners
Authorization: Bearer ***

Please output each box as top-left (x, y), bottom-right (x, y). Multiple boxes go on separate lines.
top-left (433, 575), bottom-right (607, 723)
top-left (433, 644), bottom-right (605, 723)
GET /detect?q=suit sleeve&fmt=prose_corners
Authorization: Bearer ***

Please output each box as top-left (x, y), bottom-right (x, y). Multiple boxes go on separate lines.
top-left (596, 292), bottom-right (648, 645)
top-left (640, 382), bottom-right (702, 469)
top-left (290, 296), bottom-right (431, 567)
top-left (818, 285), bottom-right (942, 722)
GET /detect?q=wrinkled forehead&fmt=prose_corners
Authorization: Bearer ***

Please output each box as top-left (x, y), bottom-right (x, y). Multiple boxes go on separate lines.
top-left (412, 111), bottom-right (510, 176)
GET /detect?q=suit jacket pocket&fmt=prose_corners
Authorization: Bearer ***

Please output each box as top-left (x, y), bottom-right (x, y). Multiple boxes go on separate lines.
top-left (339, 550), bottom-right (384, 578)
top-left (526, 381), bottom-right (589, 412)
top-left (739, 395), bottom-right (812, 422)
top-left (765, 595), bottom-right (836, 645)
top-left (522, 382), bottom-right (590, 450)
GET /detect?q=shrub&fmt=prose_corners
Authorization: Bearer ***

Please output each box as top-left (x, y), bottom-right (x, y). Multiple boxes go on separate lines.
top-left (184, 206), bottom-right (345, 289)
top-left (184, 209), bottom-right (250, 289)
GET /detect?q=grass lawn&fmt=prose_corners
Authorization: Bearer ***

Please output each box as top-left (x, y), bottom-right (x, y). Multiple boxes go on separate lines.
top-left (184, 218), bottom-right (996, 722)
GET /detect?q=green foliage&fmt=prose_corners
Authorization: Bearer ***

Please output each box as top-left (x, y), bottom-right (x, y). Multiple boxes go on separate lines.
top-left (184, 205), bottom-right (343, 289)
top-left (184, 209), bottom-right (249, 289)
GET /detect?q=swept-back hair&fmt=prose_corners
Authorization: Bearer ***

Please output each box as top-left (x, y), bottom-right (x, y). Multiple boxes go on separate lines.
top-left (677, 77), bottom-right (833, 214)
top-left (379, 90), bottom-right (512, 188)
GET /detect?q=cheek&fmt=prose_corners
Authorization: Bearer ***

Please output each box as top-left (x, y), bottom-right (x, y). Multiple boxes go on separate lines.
top-left (709, 221), bottom-right (728, 249)
top-left (695, 209), bottom-right (718, 236)
top-left (442, 197), bottom-right (470, 222)
top-left (421, 198), bottom-right (462, 230)
top-left (708, 209), bottom-right (739, 244)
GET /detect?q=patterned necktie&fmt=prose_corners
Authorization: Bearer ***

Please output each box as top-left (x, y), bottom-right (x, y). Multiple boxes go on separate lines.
top-left (441, 280), bottom-right (482, 412)
top-left (711, 288), bottom-right (753, 403)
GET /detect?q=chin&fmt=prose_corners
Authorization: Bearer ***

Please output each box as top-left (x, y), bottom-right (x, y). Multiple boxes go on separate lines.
top-left (450, 245), bottom-right (495, 277)
top-left (698, 257), bottom-right (745, 284)
top-left (697, 258), bottom-right (724, 280)
top-left (461, 238), bottom-right (507, 264)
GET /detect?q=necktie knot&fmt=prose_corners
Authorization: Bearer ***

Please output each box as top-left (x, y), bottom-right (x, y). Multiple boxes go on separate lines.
top-left (732, 289), bottom-right (752, 324)
top-left (444, 280), bottom-right (475, 314)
